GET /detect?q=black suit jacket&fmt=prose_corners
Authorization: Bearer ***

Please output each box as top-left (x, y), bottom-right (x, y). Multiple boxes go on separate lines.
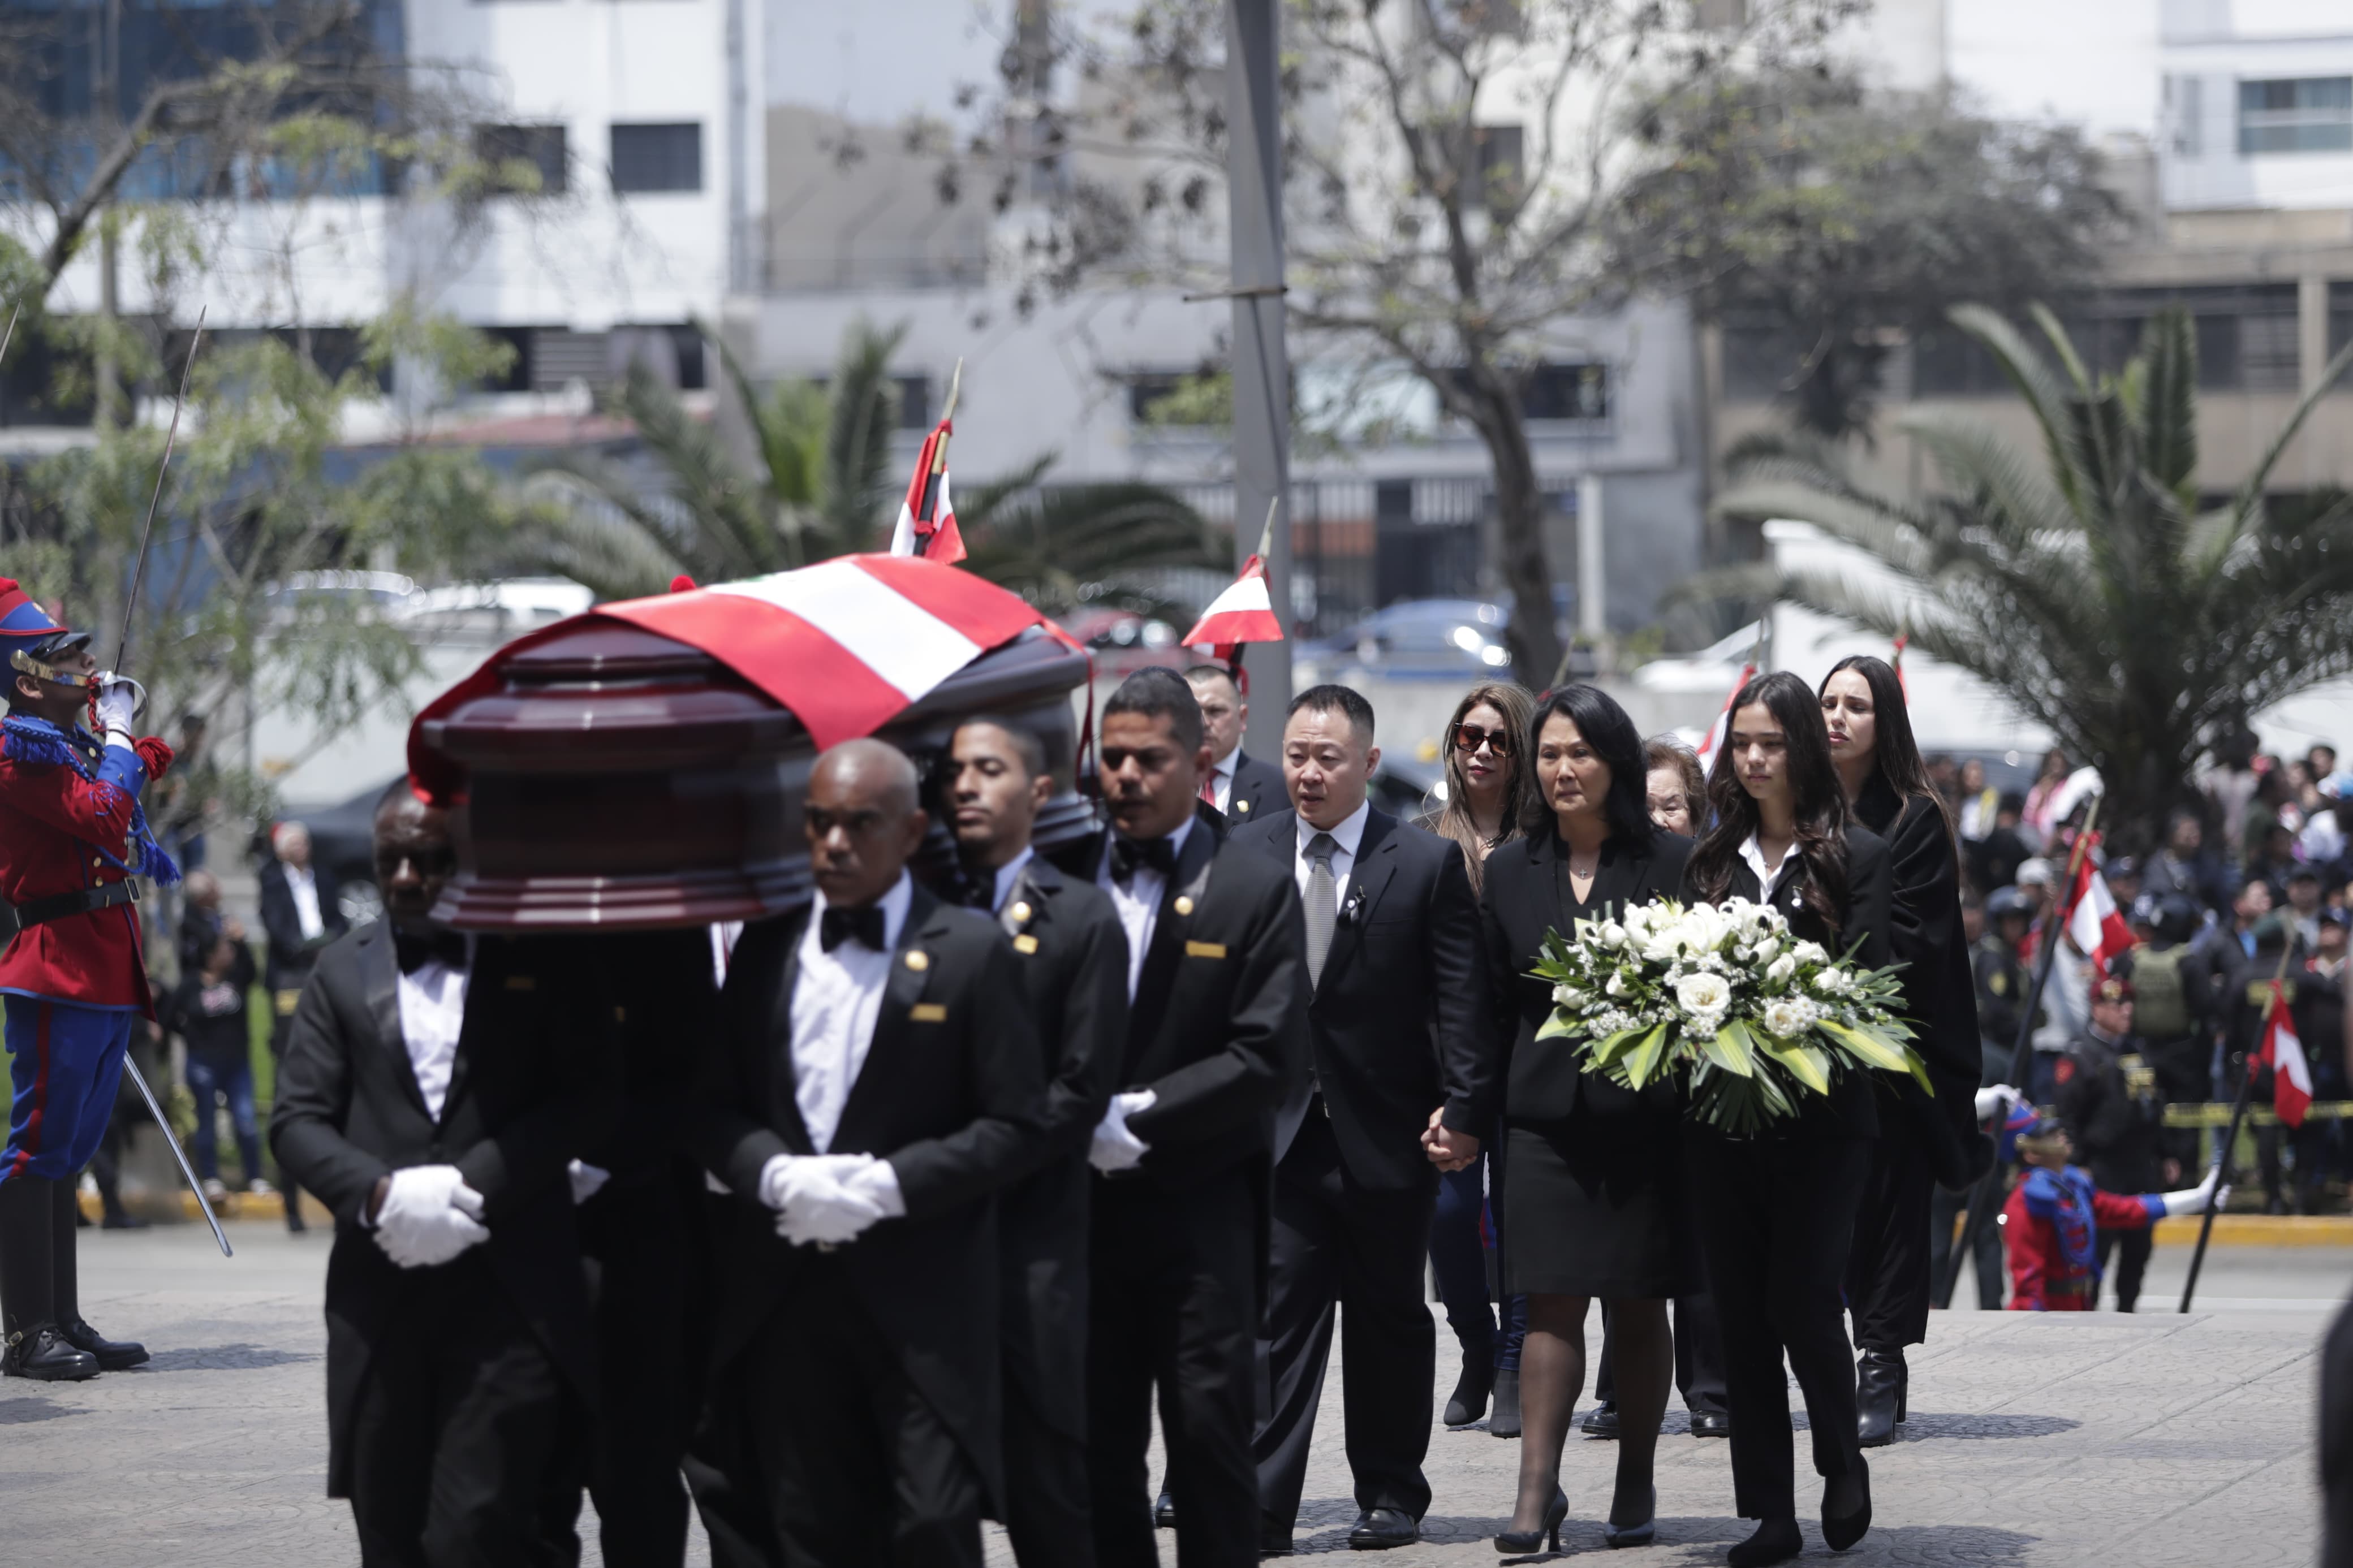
top-left (1223, 749), bottom-right (1285, 826)
top-left (1685, 824), bottom-right (1895, 1140)
top-left (268, 923), bottom-right (618, 1496)
top-left (258, 859), bottom-right (348, 992)
top-left (988, 853), bottom-right (1128, 1437)
top-left (1229, 806), bottom-right (1492, 1190)
top-left (1479, 830), bottom-right (1693, 1130)
top-left (686, 884), bottom-right (1044, 1495)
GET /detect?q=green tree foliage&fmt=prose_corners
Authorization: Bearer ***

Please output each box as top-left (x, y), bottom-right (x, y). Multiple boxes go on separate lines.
top-left (1714, 304), bottom-right (2353, 838)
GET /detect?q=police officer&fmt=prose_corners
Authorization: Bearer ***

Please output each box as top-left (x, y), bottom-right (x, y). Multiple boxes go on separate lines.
top-left (1931, 886), bottom-right (2037, 1310)
top-left (2054, 974), bottom-right (2173, 1312)
top-left (0, 581), bottom-right (176, 1379)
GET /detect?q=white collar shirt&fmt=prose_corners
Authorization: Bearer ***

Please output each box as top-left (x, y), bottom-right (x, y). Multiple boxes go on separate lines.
top-left (990, 846), bottom-right (1037, 915)
top-left (287, 863), bottom-right (324, 941)
top-left (1294, 799), bottom-right (1371, 912)
top-left (395, 935), bottom-right (473, 1122)
top-left (790, 872), bottom-right (912, 1154)
top-left (1738, 833), bottom-right (1800, 902)
top-left (1209, 751), bottom-right (1238, 814)
top-left (1097, 816), bottom-right (1196, 1002)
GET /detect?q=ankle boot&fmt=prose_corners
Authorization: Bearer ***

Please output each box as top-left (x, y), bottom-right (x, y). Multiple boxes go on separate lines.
top-left (0, 1178), bottom-right (96, 1382)
top-left (1855, 1347), bottom-right (1903, 1448)
top-left (50, 1181), bottom-right (144, 1371)
top-left (1444, 1355), bottom-right (1495, 1426)
top-left (1488, 1367), bottom-right (1522, 1437)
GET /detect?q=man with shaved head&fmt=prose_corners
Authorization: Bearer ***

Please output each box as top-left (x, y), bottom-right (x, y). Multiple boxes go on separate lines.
top-left (688, 737), bottom-right (1045, 1568)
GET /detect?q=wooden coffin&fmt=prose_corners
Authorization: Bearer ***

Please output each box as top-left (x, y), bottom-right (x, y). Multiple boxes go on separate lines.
top-left (413, 620), bottom-right (1093, 931)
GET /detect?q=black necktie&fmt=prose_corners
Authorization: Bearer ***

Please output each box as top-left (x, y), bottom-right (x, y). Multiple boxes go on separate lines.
top-left (1111, 834), bottom-right (1178, 884)
top-left (394, 926), bottom-right (468, 975)
top-left (820, 904), bottom-right (887, 953)
top-left (958, 869), bottom-right (998, 911)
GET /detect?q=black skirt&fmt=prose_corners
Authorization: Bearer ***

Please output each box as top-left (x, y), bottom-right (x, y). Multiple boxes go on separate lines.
top-left (1501, 1104), bottom-right (1695, 1299)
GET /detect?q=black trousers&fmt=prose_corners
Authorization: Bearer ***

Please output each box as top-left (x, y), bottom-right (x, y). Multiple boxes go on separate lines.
top-left (1844, 1132), bottom-right (1934, 1353)
top-left (579, 1170), bottom-right (699, 1568)
top-left (1929, 1181), bottom-right (2003, 1310)
top-left (1089, 1169), bottom-right (1260, 1568)
top-left (1685, 1133), bottom-right (1871, 1523)
top-left (1253, 1111), bottom-right (1434, 1529)
top-left (1592, 1290), bottom-right (1727, 1415)
top-left (346, 1255), bottom-right (585, 1568)
top-left (2095, 1226), bottom-right (2154, 1311)
top-left (1002, 1358), bottom-right (1094, 1568)
top-left (740, 1259), bottom-right (986, 1568)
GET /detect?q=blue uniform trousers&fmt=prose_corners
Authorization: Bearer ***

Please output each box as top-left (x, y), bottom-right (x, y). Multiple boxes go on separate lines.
top-left (2, 995), bottom-right (135, 1182)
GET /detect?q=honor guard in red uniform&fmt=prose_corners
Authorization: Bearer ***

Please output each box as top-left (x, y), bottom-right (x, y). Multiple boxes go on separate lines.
top-left (0, 580), bottom-right (177, 1379)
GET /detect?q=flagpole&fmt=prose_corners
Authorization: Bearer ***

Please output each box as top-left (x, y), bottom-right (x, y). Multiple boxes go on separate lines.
top-left (2179, 944), bottom-right (2292, 1313)
top-left (1939, 792), bottom-right (2101, 1307)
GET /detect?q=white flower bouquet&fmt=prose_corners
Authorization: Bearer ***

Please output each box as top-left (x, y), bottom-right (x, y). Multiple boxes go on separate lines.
top-left (1529, 896), bottom-right (1928, 1135)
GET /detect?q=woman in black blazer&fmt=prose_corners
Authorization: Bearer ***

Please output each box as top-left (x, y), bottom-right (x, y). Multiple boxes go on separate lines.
top-left (1821, 655), bottom-right (1984, 1446)
top-left (1681, 671), bottom-right (1894, 1568)
top-left (1480, 685), bottom-right (1692, 1553)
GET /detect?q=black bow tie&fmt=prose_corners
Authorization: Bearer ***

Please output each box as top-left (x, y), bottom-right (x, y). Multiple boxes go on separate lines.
top-left (1111, 834), bottom-right (1179, 884)
top-left (394, 926), bottom-right (469, 975)
top-left (820, 903), bottom-right (888, 953)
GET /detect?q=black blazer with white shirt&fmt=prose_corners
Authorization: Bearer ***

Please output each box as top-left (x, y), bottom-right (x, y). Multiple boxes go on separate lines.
top-left (686, 883), bottom-right (1044, 1491)
top-left (1227, 804), bottom-right (1492, 1191)
top-left (1222, 748), bottom-right (1285, 824)
top-left (268, 922), bottom-right (620, 1496)
top-left (1479, 829), bottom-right (1694, 1129)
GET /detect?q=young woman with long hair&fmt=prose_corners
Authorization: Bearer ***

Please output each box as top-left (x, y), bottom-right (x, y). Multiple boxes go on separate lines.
top-left (1477, 684), bottom-right (1694, 1554)
top-left (1820, 655), bottom-right (1985, 1446)
top-left (1681, 671), bottom-right (1894, 1567)
top-left (1416, 682), bottom-right (1535, 1434)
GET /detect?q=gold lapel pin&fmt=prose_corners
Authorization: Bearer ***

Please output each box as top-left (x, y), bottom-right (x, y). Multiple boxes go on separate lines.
top-left (1009, 901), bottom-right (1032, 923)
top-left (1174, 895), bottom-right (1195, 917)
top-left (905, 950), bottom-right (929, 972)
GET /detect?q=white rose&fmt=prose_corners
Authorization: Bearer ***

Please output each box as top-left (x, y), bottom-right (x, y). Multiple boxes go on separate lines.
top-left (1605, 972), bottom-right (1627, 997)
top-left (1793, 941), bottom-right (1829, 966)
top-left (1552, 983), bottom-right (1577, 1007)
top-left (1766, 953), bottom-right (1798, 984)
top-left (1674, 971), bottom-right (1731, 1020)
top-left (1734, 943), bottom-right (1755, 963)
top-left (1600, 920), bottom-right (1627, 947)
top-left (1813, 967), bottom-right (1848, 995)
top-left (1760, 999), bottom-right (1803, 1036)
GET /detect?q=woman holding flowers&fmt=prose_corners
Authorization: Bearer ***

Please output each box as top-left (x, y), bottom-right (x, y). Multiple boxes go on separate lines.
top-left (1821, 654), bottom-right (1985, 1448)
top-left (1681, 670), bottom-right (1894, 1567)
top-left (1477, 684), bottom-right (1693, 1553)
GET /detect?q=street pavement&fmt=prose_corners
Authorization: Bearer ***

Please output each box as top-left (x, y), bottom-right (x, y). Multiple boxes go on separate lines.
top-left (7, 1225), bottom-right (2343, 1566)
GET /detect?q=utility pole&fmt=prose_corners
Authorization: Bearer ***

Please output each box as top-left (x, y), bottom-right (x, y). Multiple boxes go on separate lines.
top-left (1225, 0), bottom-right (1291, 758)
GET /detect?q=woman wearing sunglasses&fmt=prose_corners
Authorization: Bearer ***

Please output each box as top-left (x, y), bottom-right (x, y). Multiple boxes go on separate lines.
top-left (1415, 683), bottom-right (1534, 1437)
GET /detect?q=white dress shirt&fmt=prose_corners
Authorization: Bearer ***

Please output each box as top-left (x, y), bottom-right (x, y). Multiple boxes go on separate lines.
top-left (396, 938), bottom-right (473, 1123)
top-left (790, 873), bottom-right (912, 1153)
top-left (1097, 817), bottom-right (1196, 1002)
top-left (1294, 799), bottom-right (1369, 912)
top-left (989, 846), bottom-right (1037, 915)
top-left (287, 864), bottom-right (325, 941)
top-left (1738, 833), bottom-right (1800, 902)
top-left (1208, 752), bottom-right (1238, 814)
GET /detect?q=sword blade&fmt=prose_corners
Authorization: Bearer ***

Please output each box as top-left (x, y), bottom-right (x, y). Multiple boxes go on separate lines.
top-left (123, 1055), bottom-right (232, 1258)
top-left (114, 306), bottom-right (207, 674)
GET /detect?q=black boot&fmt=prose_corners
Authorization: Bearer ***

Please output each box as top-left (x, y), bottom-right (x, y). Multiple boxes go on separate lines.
top-left (1443, 1355), bottom-right (1494, 1426)
top-left (51, 1180), bottom-right (144, 1370)
top-left (1487, 1367), bottom-right (1522, 1438)
top-left (0, 1178), bottom-right (96, 1382)
top-left (1855, 1347), bottom-right (1903, 1448)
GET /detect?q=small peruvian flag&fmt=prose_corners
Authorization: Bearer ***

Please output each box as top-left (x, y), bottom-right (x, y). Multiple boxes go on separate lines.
top-left (1182, 500), bottom-right (1286, 660)
top-left (889, 395), bottom-right (964, 563)
top-left (2258, 982), bottom-right (2315, 1129)
top-left (2062, 836), bottom-right (2137, 975)
top-left (1696, 662), bottom-right (1758, 767)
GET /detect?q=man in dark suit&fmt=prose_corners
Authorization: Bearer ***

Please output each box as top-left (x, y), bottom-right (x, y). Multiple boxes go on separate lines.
top-left (269, 779), bottom-right (616, 1564)
top-left (259, 819), bottom-right (348, 1231)
top-left (1050, 666), bottom-right (1308, 1568)
top-left (945, 716), bottom-right (1129, 1568)
top-left (1226, 684), bottom-right (1489, 1553)
top-left (1186, 664), bottom-right (1282, 825)
top-left (684, 739), bottom-right (1044, 1568)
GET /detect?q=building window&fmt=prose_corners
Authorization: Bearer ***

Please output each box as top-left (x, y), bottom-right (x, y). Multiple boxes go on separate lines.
top-left (1473, 124), bottom-right (1523, 215)
top-left (2238, 77), bottom-right (2353, 156)
top-left (474, 124), bottom-right (567, 195)
top-left (1521, 361), bottom-right (1608, 421)
top-left (610, 122), bottom-right (702, 194)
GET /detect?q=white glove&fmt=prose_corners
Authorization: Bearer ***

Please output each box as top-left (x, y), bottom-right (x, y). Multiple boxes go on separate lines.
top-left (93, 677), bottom-right (136, 744)
top-left (2161, 1168), bottom-right (2231, 1219)
top-left (758, 1153), bottom-right (889, 1247)
top-left (1974, 1084), bottom-right (2020, 1122)
top-left (568, 1159), bottom-right (610, 1206)
top-left (1089, 1090), bottom-right (1158, 1173)
top-left (371, 1164), bottom-right (490, 1269)
top-left (839, 1159), bottom-right (907, 1219)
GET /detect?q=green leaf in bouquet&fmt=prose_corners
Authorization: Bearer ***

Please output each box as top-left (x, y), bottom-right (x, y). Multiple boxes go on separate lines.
top-left (1622, 1023), bottom-right (1671, 1088)
top-left (1585, 1027), bottom-right (1643, 1068)
top-left (1820, 1020), bottom-right (1911, 1075)
top-left (1535, 1010), bottom-right (1579, 1042)
top-left (1699, 1018), bottom-right (1759, 1079)
top-left (1760, 1034), bottom-right (1831, 1095)
top-left (1901, 1044), bottom-right (1935, 1094)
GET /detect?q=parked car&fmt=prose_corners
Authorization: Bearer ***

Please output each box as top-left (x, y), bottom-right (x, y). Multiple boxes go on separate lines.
top-left (1295, 598), bottom-right (1513, 683)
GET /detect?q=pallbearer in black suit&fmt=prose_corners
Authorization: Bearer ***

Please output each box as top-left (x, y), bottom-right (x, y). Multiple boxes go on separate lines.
top-left (1467, 685), bottom-right (1693, 1555)
top-left (269, 780), bottom-right (617, 1565)
top-left (1186, 663), bottom-right (1283, 823)
top-left (1682, 672), bottom-right (1895, 1568)
top-left (685, 741), bottom-right (1044, 1568)
top-left (1060, 667), bottom-right (1307, 1568)
top-left (1227, 685), bottom-right (1491, 1554)
top-left (1820, 656), bottom-right (1984, 1448)
top-left (945, 718), bottom-right (1130, 1568)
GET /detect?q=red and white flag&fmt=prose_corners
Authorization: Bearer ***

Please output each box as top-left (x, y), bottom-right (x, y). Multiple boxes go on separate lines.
top-left (889, 416), bottom-right (964, 564)
top-left (2062, 838), bottom-right (2137, 975)
top-left (1182, 552), bottom-right (1283, 661)
top-left (2258, 982), bottom-right (2314, 1128)
top-left (1696, 662), bottom-right (1759, 767)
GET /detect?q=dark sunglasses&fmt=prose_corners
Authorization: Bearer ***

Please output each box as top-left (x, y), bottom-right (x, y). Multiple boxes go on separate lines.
top-left (1453, 723), bottom-right (1512, 757)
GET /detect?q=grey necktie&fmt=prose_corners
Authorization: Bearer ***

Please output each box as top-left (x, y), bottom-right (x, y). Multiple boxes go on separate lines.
top-left (1304, 832), bottom-right (1338, 986)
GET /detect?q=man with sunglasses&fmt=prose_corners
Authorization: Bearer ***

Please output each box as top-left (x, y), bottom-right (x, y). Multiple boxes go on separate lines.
top-left (1186, 664), bottom-right (1285, 824)
top-left (0, 579), bottom-right (177, 1380)
top-left (1050, 667), bottom-right (1308, 1568)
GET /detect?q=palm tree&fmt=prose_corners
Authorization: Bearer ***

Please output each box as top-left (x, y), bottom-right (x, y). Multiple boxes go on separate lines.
top-left (509, 321), bottom-right (1223, 611)
top-left (1713, 303), bottom-right (2353, 841)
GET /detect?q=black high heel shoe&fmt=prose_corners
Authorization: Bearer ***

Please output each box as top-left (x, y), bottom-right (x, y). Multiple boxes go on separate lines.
top-left (1494, 1485), bottom-right (1568, 1554)
top-left (1603, 1483), bottom-right (1656, 1548)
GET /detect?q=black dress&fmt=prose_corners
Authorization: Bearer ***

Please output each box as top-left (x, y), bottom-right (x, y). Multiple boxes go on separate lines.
top-left (1481, 829), bottom-right (1696, 1299)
